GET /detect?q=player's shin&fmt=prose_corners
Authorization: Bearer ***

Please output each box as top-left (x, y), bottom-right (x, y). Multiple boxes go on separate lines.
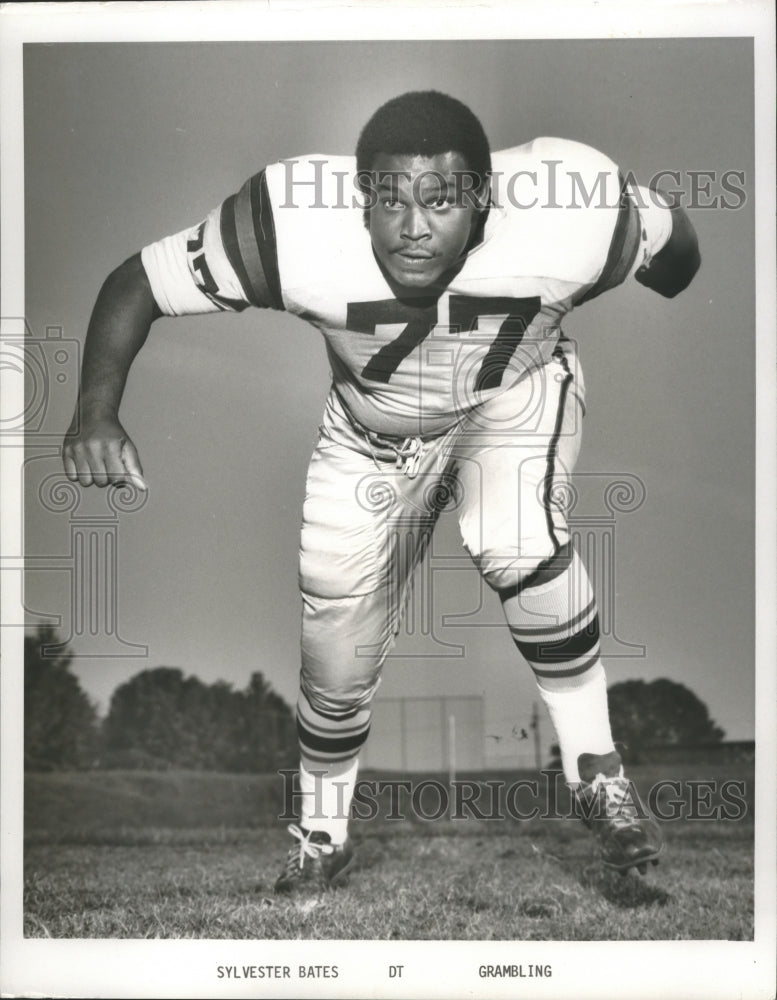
top-left (501, 555), bottom-right (664, 874)
top-left (533, 664), bottom-right (615, 784)
top-left (295, 690), bottom-right (371, 844)
top-left (500, 549), bottom-right (615, 784)
top-left (298, 756), bottom-right (360, 845)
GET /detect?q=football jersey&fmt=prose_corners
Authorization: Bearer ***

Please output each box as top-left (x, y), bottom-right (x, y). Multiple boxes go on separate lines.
top-left (141, 138), bottom-right (672, 437)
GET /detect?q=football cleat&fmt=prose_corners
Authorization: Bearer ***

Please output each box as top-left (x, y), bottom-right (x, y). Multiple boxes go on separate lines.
top-left (574, 750), bottom-right (664, 875)
top-left (273, 824), bottom-right (354, 895)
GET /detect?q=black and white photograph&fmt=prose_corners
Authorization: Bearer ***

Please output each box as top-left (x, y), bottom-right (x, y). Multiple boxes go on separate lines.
top-left (1, 2), bottom-right (775, 998)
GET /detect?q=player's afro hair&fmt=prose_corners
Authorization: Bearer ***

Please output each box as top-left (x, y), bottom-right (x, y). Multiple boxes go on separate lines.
top-left (355, 90), bottom-right (491, 187)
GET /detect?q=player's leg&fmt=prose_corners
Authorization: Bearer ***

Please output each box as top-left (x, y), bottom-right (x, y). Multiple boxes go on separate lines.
top-left (454, 352), bottom-right (616, 776)
top-left (277, 393), bottom-right (442, 891)
top-left (454, 350), bottom-right (662, 872)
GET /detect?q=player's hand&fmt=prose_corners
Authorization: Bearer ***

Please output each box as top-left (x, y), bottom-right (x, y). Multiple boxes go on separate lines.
top-left (62, 413), bottom-right (147, 491)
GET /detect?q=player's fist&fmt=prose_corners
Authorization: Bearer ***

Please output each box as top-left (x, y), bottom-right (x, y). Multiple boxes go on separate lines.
top-left (62, 412), bottom-right (147, 491)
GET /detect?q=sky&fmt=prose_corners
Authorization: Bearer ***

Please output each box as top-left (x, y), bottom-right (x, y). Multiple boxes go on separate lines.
top-left (20, 37), bottom-right (757, 767)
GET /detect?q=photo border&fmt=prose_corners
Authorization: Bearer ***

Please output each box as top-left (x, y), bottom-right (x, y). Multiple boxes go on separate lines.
top-left (1, 3), bottom-right (775, 998)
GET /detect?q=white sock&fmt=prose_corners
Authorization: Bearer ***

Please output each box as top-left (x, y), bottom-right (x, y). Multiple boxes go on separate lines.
top-left (299, 757), bottom-right (358, 844)
top-left (537, 664), bottom-right (615, 784)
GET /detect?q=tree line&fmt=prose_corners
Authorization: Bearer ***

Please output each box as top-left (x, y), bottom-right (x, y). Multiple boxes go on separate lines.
top-left (24, 625), bottom-right (725, 772)
top-left (24, 626), bottom-right (296, 772)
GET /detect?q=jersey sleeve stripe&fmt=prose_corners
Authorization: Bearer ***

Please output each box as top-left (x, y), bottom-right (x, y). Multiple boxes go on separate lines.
top-left (220, 171), bottom-right (285, 311)
top-left (220, 192), bottom-right (264, 306)
top-left (236, 177), bottom-right (276, 306)
top-left (249, 170), bottom-right (285, 311)
top-left (575, 175), bottom-right (641, 305)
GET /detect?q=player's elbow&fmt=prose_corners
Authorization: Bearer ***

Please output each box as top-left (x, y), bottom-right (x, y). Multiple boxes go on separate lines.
top-left (666, 245), bottom-right (701, 298)
top-left (638, 244), bottom-right (701, 299)
top-left (101, 253), bottom-right (163, 321)
top-left (635, 208), bottom-right (701, 299)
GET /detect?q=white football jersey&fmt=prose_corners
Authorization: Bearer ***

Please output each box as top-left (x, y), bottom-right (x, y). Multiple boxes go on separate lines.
top-left (142, 138), bottom-right (671, 437)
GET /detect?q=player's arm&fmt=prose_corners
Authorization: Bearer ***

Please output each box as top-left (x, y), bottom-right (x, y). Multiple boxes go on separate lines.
top-left (633, 187), bottom-right (701, 298)
top-left (62, 253), bottom-right (161, 489)
top-left (63, 170), bottom-right (282, 489)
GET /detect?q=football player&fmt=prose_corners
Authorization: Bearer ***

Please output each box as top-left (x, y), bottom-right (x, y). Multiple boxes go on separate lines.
top-left (62, 91), bottom-right (700, 893)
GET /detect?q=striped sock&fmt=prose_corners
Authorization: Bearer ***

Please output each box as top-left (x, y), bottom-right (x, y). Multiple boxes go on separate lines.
top-left (295, 689), bottom-right (371, 843)
top-left (501, 548), bottom-right (615, 783)
top-left (536, 666), bottom-right (615, 783)
top-left (296, 688), bottom-right (372, 765)
top-left (504, 547), bottom-right (600, 690)
top-left (299, 757), bottom-right (359, 845)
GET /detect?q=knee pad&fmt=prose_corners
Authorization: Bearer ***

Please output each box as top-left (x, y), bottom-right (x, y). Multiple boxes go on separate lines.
top-left (299, 672), bottom-right (379, 717)
top-left (465, 530), bottom-right (568, 592)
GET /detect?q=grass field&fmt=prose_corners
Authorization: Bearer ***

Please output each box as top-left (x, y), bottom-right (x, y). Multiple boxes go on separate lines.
top-left (23, 763), bottom-right (754, 940)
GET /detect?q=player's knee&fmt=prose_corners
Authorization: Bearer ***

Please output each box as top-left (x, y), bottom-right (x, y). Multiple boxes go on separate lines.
top-left (301, 676), bottom-right (378, 717)
top-left (465, 532), bottom-right (566, 592)
top-left (300, 588), bottom-right (390, 711)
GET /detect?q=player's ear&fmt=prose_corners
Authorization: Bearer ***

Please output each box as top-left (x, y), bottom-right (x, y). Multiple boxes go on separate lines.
top-left (456, 169), bottom-right (490, 212)
top-left (473, 176), bottom-right (491, 212)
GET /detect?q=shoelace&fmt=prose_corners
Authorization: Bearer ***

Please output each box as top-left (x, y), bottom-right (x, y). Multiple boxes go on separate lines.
top-left (589, 772), bottom-right (639, 830)
top-left (286, 823), bottom-right (334, 873)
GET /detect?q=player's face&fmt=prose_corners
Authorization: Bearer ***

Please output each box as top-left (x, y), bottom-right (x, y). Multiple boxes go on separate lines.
top-left (366, 152), bottom-right (487, 291)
